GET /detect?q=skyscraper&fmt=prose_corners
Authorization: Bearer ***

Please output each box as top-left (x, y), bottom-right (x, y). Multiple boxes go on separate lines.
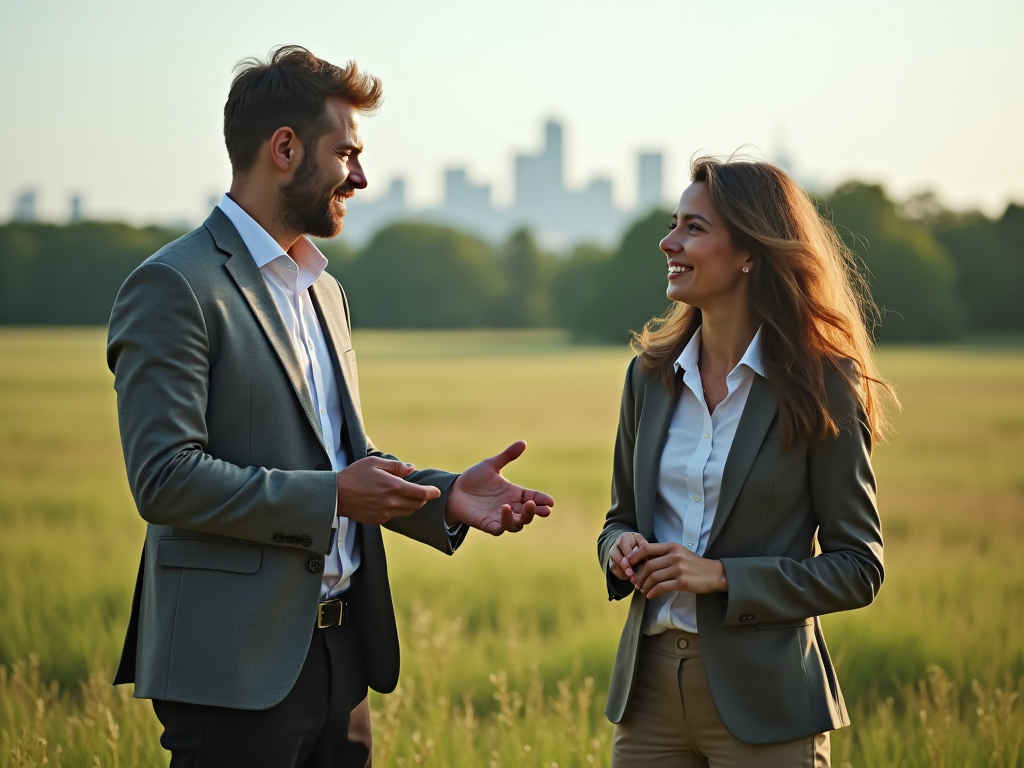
top-left (637, 153), bottom-right (664, 212)
top-left (514, 120), bottom-right (564, 222)
top-left (444, 169), bottom-right (491, 213)
top-left (13, 190), bottom-right (37, 222)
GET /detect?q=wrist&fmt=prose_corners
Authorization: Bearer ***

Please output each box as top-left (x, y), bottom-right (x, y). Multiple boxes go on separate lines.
top-left (714, 560), bottom-right (728, 592)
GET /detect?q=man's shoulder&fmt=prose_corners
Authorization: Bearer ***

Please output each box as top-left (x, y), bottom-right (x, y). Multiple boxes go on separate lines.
top-left (140, 223), bottom-right (222, 278)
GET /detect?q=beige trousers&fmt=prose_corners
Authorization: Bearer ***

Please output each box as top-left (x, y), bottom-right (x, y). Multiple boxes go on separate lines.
top-left (611, 630), bottom-right (830, 768)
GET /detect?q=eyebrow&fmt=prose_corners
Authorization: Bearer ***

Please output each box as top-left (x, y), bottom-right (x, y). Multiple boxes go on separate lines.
top-left (672, 213), bottom-right (712, 225)
top-left (334, 141), bottom-right (363, 153)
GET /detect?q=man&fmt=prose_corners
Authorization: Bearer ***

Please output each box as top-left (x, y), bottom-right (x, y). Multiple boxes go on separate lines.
top-left (107, 45), bottom-right (553, 767)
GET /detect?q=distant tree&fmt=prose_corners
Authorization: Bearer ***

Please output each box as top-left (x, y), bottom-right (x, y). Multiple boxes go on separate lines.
top-left (342, 222), bottom-right (502, 328)
top-left (318, 236), bottom-right (359, 290)
top-left (824, 183), bottom-right (964, 341)
top-left (550, 242), bottom-right (610, 330)
top-left (5, 187), bottom-right (1019, 339)
top-left (923, 202), bottom-right (1024, 331)
top-left (996, 204), bottom-right (1024, 328)
top-left (494, 228), bottom-right (553, 327)
top-left (570, 209), bottom-right (673, 344)
top-left (0, 222), bottom-right (183, 325)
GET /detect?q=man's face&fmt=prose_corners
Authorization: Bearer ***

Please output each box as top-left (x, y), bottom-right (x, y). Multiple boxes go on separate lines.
top-left (278, 97), bottom-right (367, 239)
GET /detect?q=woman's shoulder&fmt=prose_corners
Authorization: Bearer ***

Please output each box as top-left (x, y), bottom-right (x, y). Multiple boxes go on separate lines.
top-left (623, 353), bottom-right (665, 392)
top-left (822, 357), bottom-right (867, 427)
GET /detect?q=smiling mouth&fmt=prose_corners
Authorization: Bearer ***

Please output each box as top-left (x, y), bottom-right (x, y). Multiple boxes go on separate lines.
top-left (668, 264), bottom-right (693, 278)
top-left (333, 192), bottom-right (352, 213)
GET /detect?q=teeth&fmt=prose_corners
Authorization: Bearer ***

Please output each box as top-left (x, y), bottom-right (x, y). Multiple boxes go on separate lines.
top-left (668, 265), bottom-right (691, 273)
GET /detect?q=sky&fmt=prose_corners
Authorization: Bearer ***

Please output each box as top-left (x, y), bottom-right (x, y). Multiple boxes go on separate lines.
top-left (1, 0), bottom-right (1022, 226)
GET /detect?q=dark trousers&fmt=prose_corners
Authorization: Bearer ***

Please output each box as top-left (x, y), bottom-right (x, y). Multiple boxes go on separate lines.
top-left (153, 619), bottom-right (371, 768)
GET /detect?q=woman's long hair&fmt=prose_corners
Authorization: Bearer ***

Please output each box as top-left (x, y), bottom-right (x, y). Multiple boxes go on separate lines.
top-left (634, 156), bottom-right (897, 445)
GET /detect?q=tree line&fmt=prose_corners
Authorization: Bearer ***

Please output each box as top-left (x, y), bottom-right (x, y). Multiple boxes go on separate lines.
top-left (1, 182), bottom-right (1021, 343)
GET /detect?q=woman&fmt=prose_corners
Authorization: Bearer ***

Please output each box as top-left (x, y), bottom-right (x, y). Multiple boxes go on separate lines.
top-left (598, 156), bottom-right (895, 767)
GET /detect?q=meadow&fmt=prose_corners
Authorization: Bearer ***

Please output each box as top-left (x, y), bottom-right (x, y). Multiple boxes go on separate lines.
top-left (1, 328), bottom-right (1023, 767)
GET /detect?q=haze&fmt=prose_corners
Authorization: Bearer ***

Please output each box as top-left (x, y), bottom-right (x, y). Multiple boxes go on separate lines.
top-left (1, 0), bottom-right (1021, 225)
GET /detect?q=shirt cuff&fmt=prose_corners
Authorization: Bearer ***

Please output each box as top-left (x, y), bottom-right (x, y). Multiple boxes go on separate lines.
top-left (327, 518), bottom-right (338, 555)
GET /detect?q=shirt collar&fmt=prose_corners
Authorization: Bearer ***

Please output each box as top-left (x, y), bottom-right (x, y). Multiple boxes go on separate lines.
top-left (674, 327), bottom-right (703, 374)
top-left (673, 325), bottom-right (767, 380)
top-left (217, 193), bottom-right (328, 280)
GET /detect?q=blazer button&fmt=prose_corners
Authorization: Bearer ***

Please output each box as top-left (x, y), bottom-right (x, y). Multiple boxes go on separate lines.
top-left (300, 535), bottom-right (312, 547)
top-left (308, 559), bottom-right (323, 574)
top-left (315, 464), bottom-right (328, 471)
top-left (740, 614), bottom-right (754, 622)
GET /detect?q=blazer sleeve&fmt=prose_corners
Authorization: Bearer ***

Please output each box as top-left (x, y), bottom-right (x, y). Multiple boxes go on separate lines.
top-left (718, 371), bottom-right (885, 625)
top-left (597, 357), bottom-right (643, 601)
top-left (372, 439), bottom-right (464, 555)
top-left (107, 262), bottom-right (337, 553)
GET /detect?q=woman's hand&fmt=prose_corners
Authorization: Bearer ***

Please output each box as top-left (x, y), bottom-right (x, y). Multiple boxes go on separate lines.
top-left (609, 532), bottom-right (649, 581)
top-left (628, 542), bottom-right (728, 598)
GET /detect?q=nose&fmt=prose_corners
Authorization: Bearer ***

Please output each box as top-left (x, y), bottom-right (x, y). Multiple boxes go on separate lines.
top-left (660, 233), bottom-right (680, 255)
top-left (348, 158), bottom-right (368, 190)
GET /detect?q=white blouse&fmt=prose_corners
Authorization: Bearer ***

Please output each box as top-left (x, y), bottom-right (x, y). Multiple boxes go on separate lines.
top-left (643, 326), bottom-right (766, 634)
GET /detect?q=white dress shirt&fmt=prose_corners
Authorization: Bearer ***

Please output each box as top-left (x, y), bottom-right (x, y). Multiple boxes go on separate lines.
top-left (642, 326), bottom-right (765, 635)
top-left (218, 194), bottom-right (357, 598)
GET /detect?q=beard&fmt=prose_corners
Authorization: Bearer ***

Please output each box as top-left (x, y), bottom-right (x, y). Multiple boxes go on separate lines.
top-left (278, 150), bottom-right (348, 239)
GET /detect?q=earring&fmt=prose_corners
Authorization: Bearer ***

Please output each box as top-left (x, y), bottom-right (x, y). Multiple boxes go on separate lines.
top-left (742, 266), bottom-right (750, 273)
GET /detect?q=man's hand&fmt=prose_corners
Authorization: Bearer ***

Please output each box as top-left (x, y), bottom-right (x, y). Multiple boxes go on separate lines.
top-left (337, 457), bottom-right (441, 525)
top-left (446, 441), bottom-right (553, 536)
top-left (627, 542), bottom-right (728, 598)
top-left (608, 531), bottom-right (649, 581)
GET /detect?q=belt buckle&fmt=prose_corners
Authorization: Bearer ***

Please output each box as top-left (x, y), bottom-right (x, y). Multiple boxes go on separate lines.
top-left (317, 599), bottom-right (345, 629)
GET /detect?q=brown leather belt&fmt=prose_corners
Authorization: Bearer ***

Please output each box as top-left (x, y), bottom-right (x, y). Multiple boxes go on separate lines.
top-left (316, 598), bottom-right (347, 629)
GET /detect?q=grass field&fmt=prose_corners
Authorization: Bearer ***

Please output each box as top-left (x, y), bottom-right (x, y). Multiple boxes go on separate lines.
top-left (1, 328), bottom-right (1023, 767)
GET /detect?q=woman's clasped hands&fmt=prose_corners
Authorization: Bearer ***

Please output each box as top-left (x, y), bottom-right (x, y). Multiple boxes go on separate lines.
top-left (609, 532), bottom-right (728, 598)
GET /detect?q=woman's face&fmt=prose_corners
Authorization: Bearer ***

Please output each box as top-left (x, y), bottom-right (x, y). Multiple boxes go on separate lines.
top-left (660, 181), bottom-right (752, 308)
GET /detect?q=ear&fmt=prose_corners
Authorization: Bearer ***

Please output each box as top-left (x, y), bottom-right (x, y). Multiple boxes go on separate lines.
top-left (742, 253), bottom-right (755, 273)
top-left (268, 127), bottom-right (302, 172)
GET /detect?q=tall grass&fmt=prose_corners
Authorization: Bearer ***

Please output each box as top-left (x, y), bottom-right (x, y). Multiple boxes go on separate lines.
top-left (1, 329), bottom-right (1024, 766)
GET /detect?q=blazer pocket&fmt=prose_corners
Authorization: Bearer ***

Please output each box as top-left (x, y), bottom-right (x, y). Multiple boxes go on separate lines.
top-left (156, 537), bottom-right (262, 574)
top-left (754, 617), bottom-right (814, 630)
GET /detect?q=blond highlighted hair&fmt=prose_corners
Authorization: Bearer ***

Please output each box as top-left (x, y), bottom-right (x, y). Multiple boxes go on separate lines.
top-left (635, 156), bottom-right (897, 445)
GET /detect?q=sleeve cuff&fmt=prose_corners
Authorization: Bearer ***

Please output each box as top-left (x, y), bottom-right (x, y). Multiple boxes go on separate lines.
top-left (446, 520), bottom-right (469, 553)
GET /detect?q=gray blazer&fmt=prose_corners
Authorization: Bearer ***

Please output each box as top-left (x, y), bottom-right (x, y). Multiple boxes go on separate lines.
top-left (107, 208), bottom-right (463, 710)
top-left (598, 356), bottom-right (884, 744)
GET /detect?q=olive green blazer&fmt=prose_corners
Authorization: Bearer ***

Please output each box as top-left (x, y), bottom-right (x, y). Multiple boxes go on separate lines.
top-left (598, 356), bottom-right (884, 744)
top-left (107, 208), bottom-right (463, 710)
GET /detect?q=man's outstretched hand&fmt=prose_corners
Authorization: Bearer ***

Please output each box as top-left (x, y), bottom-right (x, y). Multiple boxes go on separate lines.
top-left (445, 441), bottom-right (553, 536)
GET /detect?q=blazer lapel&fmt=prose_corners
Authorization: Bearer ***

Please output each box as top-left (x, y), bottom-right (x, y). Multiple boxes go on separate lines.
top-left (309, 280), bottom-right (368, 460)
top-left (706, 374), bottom-right (778, 549)
top-left (206, 209), bottom-right (331, 458)
top-left (634, 381), bottom-right (679, 538)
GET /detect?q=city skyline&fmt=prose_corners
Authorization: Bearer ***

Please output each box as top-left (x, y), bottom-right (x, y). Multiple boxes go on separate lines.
top-left (2, 0), bottom-right (1021, 228)
top-left (8, 118), bottom-right (671, 249)
top-left (341, 119), bottom-right (666, 248)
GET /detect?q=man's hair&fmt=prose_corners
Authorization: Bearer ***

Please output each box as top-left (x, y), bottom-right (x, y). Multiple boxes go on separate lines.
top-left (224, 45), bottom-right (383, 174)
